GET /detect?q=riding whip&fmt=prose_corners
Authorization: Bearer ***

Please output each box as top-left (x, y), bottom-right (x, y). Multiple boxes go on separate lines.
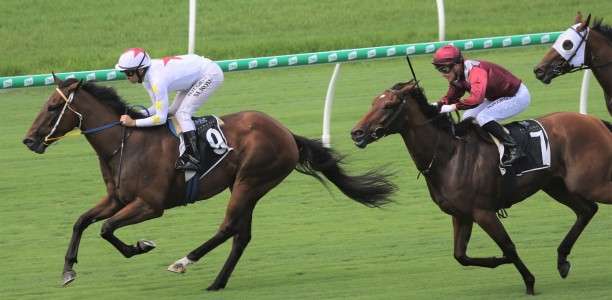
top-left (405, 54), bottom-right (420, 89)
top-left (117, 107), bottom-right (128, 189)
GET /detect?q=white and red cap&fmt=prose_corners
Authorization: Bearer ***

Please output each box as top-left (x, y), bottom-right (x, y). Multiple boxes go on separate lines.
top-left (115, 48), bottom-right (152, 71)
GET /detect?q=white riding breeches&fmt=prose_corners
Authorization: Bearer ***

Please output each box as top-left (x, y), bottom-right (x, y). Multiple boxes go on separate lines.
top-left (169, 63), bottom-right (224, 132)
top-left (462, 83), bottom-right (530, 125)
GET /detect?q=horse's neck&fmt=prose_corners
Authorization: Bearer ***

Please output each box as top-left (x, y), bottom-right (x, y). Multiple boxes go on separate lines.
top-left (587, 33), bottom-right (612, 112)
top-left (75, 95), bottom-right (129, 159)
top-left (399, 122), bottom-right (457, 173)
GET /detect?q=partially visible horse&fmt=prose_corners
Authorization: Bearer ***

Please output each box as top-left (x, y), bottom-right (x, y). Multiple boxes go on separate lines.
top-left (350, 80), bottom-right (612, 295)
top-left (23, 76), bottom-right (397, 291)
top-left (534, 12), bottom-right (612, 116)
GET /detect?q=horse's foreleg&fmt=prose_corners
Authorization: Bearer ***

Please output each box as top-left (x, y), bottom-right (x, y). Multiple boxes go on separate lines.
top-left (99, 197), bottom-right (163, 258)
top-left (472, 210), bottom-right (535, 295)
top-left (543, 181), bottom-right (599, 279)
top-left (451, 216), bottom-right (510, 268)
top-left (62, 195), bottom-right (123, 286)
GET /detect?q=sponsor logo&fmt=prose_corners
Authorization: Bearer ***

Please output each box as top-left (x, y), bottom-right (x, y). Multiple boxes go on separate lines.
top-left (367, 49), bottom-right (376, 58)
top-left (348, 51), bottom-right (357, 60)
top-left (228, 62), bottom-right (238, 71)
top-left (541, 35), bottom-right (550, 43)
top-left (107, 72), bottom-right (117, 80)
top-left (464, 41), bottom-right (474, 50)
top-left (503, 38), bottom-right (512, 47)
top-left (425, 44), bottom-right (435, 53)
top-left (484, 39), bottom-right (493, 48)
top-left (24, 77), bottom-right (33, 86)
top-left (86, 73), bottom-right (96, 81)
top-left (308, 55), bottom-right (317, 64)
top-left (406, 46), bottom-right (416, 55)
top-left (66, 74), bottom-right (75, 80)
top-left (521, 36), bottom-right (531, 45)
top-left (45, 76), bottom-right (54, 85)
top-left (248, 60), bottom-right (258, 69)
top-left (3, 79), bottom-right (12, 88)
top-left (386, 47), bottom-right (396, 56)
top-left (268, 58), bottom-right (278, 67)
top-left (328, 53), bottom-right (337, 62)
top-left (288, 56), bottom-right (298, 65)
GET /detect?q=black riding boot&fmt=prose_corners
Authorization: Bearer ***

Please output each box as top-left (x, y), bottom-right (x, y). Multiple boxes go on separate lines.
top-left (481, 121), bottom-right (524, 166)
top-left (176, 130), bottom-right (202, 172)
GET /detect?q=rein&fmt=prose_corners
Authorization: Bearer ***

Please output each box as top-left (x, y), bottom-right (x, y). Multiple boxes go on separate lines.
top-left (380, 88), bottom-right (449, 179)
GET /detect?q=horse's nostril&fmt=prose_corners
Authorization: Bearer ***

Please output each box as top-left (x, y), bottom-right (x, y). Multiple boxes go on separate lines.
top-left (351, 129), bottom-right (364, 138)
top-left (533, 68), bottom-right (542, 75)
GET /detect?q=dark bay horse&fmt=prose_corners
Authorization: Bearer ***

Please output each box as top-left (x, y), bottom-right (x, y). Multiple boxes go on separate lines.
top-left (350, 80), bottom-right (612, 295)
top-left (534, 12), bottom-right (612, 116)
top-left (23, 76), bottom-right (397, 291)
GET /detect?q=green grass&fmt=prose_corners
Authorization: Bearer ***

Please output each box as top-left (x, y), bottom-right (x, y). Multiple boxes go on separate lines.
top-left (1, 0), bottom-right (611, 299)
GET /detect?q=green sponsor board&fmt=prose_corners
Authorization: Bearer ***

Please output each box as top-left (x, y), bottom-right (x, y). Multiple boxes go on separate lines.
top-left (1, 32), bottom-right (560, 89)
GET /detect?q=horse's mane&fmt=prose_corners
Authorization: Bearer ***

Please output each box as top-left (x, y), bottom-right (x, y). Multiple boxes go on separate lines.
top-left (592, 17), bottom-right (612, 42)
top-left (394, 82), bottom-right (472, 136)
top-left (60, 78), bottom-right (143, 118)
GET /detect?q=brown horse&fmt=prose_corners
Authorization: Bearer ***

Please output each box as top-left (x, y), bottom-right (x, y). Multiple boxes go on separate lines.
top-left (22, 76), bottom-right (397, 291)
top-left (534, 12), bottom-right (612, 116)
top-left (350, 80), bottom-right (612, 295)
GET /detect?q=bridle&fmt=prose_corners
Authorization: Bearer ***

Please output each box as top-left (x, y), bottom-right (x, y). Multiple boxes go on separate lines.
top-left (43, 86), bottom-right (122, 145)
top-left (371, 87), bottom-right (447, 177)
top-left (554, 26), bottom-right (612, 75)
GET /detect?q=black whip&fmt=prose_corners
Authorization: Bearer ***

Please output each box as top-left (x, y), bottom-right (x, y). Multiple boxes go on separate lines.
top-left (405, 54), bottom-right (420, 89)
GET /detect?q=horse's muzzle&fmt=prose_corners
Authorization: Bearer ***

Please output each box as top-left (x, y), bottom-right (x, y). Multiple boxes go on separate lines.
top-left (350, 127), bottom-right (386, 149)
top-left (22, 136), bottom-right (48, 154)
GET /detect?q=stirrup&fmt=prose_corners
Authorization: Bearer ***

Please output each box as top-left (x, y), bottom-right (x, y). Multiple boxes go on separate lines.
top-left (176, 157), bottom-right (202, 172)
top-left (502, 149), bottom-right (524, 166)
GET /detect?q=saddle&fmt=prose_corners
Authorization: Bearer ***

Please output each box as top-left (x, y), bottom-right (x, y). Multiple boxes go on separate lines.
top-left (169, 116), bottom-right (233, 177)
top-left (168, 116), bottom-right (233, 205)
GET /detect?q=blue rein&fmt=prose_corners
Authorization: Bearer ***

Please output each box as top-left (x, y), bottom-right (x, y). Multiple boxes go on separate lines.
top-left (81, 104), bottom-right (148, 136)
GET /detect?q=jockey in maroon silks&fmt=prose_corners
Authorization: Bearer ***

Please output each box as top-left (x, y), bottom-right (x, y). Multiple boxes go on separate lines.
top-left (431, 44), bottom-right (530, 166)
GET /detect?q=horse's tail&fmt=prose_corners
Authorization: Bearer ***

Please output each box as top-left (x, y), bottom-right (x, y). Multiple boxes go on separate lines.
top-left (292, 134), bottom-right (397, 208)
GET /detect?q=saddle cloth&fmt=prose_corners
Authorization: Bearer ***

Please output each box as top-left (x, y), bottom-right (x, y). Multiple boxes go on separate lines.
top-left (496, 119), bottom-right (551, 176)
top-left (169, 116), bottom-right (233, 179)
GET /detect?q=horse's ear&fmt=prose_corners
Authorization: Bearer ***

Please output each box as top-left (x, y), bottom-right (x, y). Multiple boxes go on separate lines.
top-left (52, 71), bottom-right (63, 85)
top-left (580, 13), bottom-right (591, 30)
top-left (65, 80), bottom-right (82, 93)
top-left (575, 11), bottom-right (582, 24)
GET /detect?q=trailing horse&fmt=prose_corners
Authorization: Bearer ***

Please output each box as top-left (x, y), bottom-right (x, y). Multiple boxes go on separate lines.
top-left (351, 80), bottom-right (612, 295)
top-left (534, 12), bottom-right (612, 116)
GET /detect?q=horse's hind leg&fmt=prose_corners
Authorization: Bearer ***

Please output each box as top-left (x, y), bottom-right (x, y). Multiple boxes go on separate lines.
top-left (62, 195), bottom-right (123, 286)
top-left (543, 179), bottom-right (599, 279)
top-left (169, 181), bottom-right (276, 291)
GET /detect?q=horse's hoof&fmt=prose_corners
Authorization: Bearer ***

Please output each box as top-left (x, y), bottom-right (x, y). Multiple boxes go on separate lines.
top-left (62, 270), bottom-right (77, 286)
top-left (167, 262), bottom-right (187, 274)
top-left (137, 239), bottom-right (157, 253)
top-left (206, 284), bottom-right (224, 291)
top-left (559, 261), bottom-right (571, 279)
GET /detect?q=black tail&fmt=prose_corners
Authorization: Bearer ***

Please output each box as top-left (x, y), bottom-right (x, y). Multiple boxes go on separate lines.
top-left (292, 134), bottom-right (397, 208)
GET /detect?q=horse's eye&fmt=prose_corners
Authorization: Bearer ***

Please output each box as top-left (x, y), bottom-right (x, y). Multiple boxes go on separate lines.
top-left (47, 105), bottom-right (57, 112)
top-left (383, 103), bottom-right (394, 109)
top-left (562, 40), bottom-right (574, 51)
